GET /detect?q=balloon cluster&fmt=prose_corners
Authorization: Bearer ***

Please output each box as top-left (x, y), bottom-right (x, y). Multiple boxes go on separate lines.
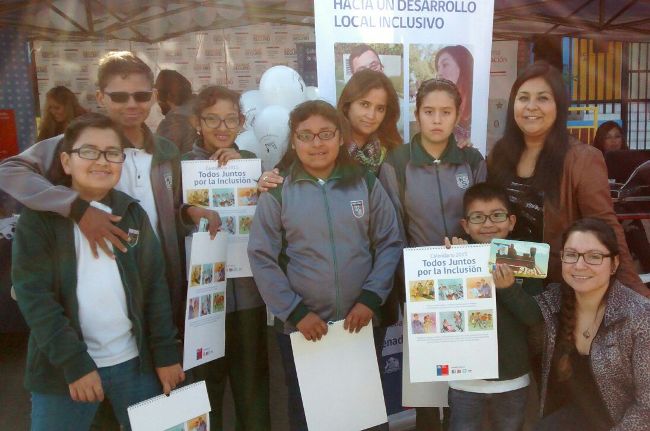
top-left (236, 66), bottom-right (320, 170)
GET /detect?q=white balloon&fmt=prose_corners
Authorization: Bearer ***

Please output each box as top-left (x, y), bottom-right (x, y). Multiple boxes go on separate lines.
top-left (259, 66), bottom-right (307, 110)
top-left (240, 90), bottom-right (265, 130)
top-left (194, 6), bottom-right (218, 27)
top-left (253, 105), bottom-right (290, 171)
top-left (235, 130), bottom-right (260, 156)
top-left (305, 86), bottom-right (320, 101)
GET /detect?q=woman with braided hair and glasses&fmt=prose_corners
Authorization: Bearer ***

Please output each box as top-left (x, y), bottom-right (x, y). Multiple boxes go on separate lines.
top-left (496, 217), bottom-right (650, 431)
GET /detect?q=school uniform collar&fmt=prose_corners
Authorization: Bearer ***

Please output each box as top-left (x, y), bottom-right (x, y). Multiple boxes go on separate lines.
top-left (289, 160), bottom-right (356, 183)
top-left (409, 133), bottom-right (464, 166)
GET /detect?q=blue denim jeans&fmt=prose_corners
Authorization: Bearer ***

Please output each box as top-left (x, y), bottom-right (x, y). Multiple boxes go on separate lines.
top-left (31, 357), bottom-right (161, 431)
top-left (448, 386), bottom-right (528, 431)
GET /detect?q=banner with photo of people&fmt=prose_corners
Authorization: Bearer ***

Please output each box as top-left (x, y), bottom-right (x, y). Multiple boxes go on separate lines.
top-left (314, 0), bottom-right (495, 154)
top-left (181, 159), bottom-right (262, 278)
top-left (403, 244), bottom-right (498, 382)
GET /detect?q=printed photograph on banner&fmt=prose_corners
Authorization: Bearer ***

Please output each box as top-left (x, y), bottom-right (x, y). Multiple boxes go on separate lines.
top-left (200, 295), bottom-right (211, 316)
top-left (213, 262), bottom-right (226, 282)
top-left (212, 293), bottom-right (225, 313)
top-left (201, 264), bottom-right (213, 285)
top-left (185, 414), bottom-right (209, 431)
top-left (187, 297), bottom-right (199, 320)
top-left (466, 277), bottom-right (494, 299)
top-left (222, 216), bottom-right (236, 235)
top-left (489, 239), bottom-right (550, 278)
top-left (440, 311), bottom-right (465, 333)
top-left (411, 312), bottom-right (436, 334)
top-left (409, 279), bottom-right (435, 301)
top-left (468, 309), bottom-right (494, 331)
top-left (238, 215), bottom-right (253, 234)
top-left (437, 278), bottom-right (464, 301)
top-left (237, 187), bottom-right (258, 206)
top-left (334, 42), bottom-right (404, 99)
top-left (409, 44), bottom-right (474, 142)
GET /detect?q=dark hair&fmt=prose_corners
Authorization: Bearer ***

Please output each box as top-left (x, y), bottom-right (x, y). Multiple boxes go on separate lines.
top-left (348, 44), bottom-right (381, 73)
top-left (50, 113), bottom-right (128, 186)
top-left (280, 100), bottom-right (358, 178)
top-left (338, 69), bottom-right (402, 150)
top-left (462, 182), bottom-right (512, 215)
top-left (97, 51), bottom-right (154, 91)
top-left (554, 217), bottom-right (619, 381)
top-left (38, 86), bottom-right (87, 141)
top-left (61, 113), bottom-right (130, 154)
top-left (155, 70), bottom-right (193, 109)
top-left (592, 121), bottom-right (627, 153)
top-left (194, 85), bottom-right (242, 117)
top-left (488, 62), bottom-right (569, 205)
top-left (435, 45), bottom-right (473, 128)
top-left (415, 78), bottom-right (462, 115)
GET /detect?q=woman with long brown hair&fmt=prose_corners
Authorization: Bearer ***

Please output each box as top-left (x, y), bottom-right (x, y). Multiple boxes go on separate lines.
top-left (496, 218), bottom-right (650, 430)
top-left (37, 86), bottom-right (87, 141)
top-left (434, 45), bottom-right (473, 142)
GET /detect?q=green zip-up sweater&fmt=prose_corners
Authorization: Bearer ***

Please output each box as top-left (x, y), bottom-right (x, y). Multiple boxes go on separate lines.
top-left (12, 189), bottom-right (180, 394)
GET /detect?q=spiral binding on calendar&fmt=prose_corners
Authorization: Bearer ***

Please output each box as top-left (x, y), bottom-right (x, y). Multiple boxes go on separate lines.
top-left (127, 381), bottom-right (204, 411)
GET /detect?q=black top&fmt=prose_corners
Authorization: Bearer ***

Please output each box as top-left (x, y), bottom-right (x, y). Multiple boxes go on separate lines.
top-left (506, 176), bottom-right (544, 242)
top-left (551, 351), bottom-right (613, 431)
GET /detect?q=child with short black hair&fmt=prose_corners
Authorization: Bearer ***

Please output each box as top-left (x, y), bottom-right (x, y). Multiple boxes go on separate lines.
top-left (446, 182), bottom-right (541, 431)
top-left (12, 113), bottom-right (184, 431)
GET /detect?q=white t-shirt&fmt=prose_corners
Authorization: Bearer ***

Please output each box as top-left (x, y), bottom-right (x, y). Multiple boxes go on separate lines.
top-left (116, 148), bottom-right (159, 237)
top-left (74, 202), bottom-right (139, 368)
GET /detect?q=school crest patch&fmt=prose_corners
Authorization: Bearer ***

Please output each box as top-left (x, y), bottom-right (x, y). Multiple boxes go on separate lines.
top-left (164, 173), bottom-right (173, 190)
top-left (126, 228), bottom-right (140, 247)
top-left (350, 200), bottom-right (365, 218)
top-left (456, 173), bottom-right (470, 189)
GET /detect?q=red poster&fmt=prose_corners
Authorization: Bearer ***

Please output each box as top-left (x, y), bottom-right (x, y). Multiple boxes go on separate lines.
top-left (0, 109), bottom-right (18, 160)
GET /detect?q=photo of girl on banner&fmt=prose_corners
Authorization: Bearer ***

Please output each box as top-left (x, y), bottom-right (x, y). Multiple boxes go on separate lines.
top-left (409, 44), bottom-right (474, 142)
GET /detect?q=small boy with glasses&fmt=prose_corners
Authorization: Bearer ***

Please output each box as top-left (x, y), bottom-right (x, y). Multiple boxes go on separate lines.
top-left (445, 182), bottom-right (542, 431)
top-left (12, 114), bottom-right (184, 431)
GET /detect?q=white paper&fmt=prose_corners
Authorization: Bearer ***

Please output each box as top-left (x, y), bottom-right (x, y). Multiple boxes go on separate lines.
top-left (183, 232), bottom-right (228, 370)
top-left (404, 245), bottom-right (499, 382)
top-left (127, 381), bottom-right (211, 431)
top-left (290, 321), bottom-right (387, 431)
top-left (181, 159), bottom-right (262, 278)
top-left (401, 316), bottom-right (449, 407)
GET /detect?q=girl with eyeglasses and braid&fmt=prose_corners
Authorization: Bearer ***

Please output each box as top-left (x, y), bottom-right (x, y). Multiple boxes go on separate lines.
top-left (248, 100), bottom-right (403, 431)
top-left (497, 217), bottom-right (650, 431)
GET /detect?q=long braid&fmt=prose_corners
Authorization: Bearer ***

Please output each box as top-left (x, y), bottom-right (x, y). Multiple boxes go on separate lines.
top-left (555, 283), bottom-right (577, 381)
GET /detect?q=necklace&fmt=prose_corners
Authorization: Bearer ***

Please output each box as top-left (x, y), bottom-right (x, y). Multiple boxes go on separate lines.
top-left (581, 302), bottom-right (605, 339)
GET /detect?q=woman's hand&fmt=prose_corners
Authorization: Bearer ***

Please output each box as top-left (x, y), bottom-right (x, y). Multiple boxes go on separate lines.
top-left (296, 312), bottom-right (328, 341)
top-left (257, 168), bottom-right (284, 192)
top-left (493, 263), bottom-right (516, 289)
top-left (344, 303), bottom-right (374, 333)
top-left (79, 206), bottom-right (129, 259)
top-left (186, 206), bottom-right (221, 239)
top-left (444, 236), bottom-right (468, 248)
top-left (68, 370), bottom-right (104, 403)
top-left (209, 148), bottom-right (241, 166)
top-left (155, 364), bottom-right (185, 395)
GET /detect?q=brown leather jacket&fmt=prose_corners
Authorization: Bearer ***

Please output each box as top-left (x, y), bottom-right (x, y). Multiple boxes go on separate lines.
top-left (544, 142), bottom-right (649, 296)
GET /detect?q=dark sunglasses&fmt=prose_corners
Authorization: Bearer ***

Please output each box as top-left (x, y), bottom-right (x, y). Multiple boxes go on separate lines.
top-left (104, 91), bottom-right (153, 103)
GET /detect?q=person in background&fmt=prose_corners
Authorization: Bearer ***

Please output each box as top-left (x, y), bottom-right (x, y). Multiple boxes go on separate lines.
top-left (13, 113), bottom-right (184, 431)
top-left (248, 100), bottom-right (402, 431)
top-left (487, 62), bottom-right (648, 297)
top-left (592, 121), bottom-right (627, 153)
top-left (37, 86), bottom-right (87, 141)
top-left (155, 69), bottom-right (196, 154)
top-left (182, 85), bottom-right (270, 431)
top-left (434, 46), bottom-right (473, 142)
top-left (497, 218), bottom-right (650, 431)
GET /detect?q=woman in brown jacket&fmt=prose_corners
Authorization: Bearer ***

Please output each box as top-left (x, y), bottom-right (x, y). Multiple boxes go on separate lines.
top-left (488, 62), bottom-right (647, 296)
top-left (496, 218), bottom-right (650, 430)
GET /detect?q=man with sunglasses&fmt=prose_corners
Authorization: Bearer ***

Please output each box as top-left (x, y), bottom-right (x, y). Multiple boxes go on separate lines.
top-left (0, 51), bottom-right (218, 331)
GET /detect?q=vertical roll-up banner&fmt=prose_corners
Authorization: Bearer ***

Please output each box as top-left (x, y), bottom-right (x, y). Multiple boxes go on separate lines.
top-left (314, 0), bottom-right (496, 155)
